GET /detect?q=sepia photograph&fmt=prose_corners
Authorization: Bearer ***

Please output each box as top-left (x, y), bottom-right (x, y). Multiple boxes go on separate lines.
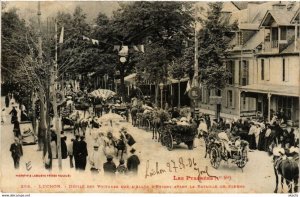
top-left (0, 0), bottom-right (299, 195)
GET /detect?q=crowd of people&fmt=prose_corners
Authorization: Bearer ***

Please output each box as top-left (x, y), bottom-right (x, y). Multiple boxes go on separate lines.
top-left (196, 113), bottom-right (299, 157)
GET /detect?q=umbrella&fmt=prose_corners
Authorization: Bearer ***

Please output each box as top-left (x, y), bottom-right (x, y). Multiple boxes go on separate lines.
top-left (89, 89), bottom-right (116, 100)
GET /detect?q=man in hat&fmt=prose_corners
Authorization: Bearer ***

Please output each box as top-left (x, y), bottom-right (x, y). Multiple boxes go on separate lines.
top-left (123, 129), bottom-right (136, 147)
top-left (103, 155), bottom-right (116, 175)
top-left (10, 137), bottom-right (23, 169)
top-left (171, 107), bottom-right (180, 119)
top-left (73, 135), bottom-right (80, 170)
top-left (116, 159), bottom-right (128, 175)
top-left (78, 136), bottom-right (88, 171)
top-left (127, 148), bottom-right (140, 175)
top-left (89, 145), bottom-right (102, 174)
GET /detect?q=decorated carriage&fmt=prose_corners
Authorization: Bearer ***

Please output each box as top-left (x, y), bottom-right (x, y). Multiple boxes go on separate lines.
top-left (206, 133), bottom-right (249, 170)
top-left (160, 121), bottom-right (197, 151)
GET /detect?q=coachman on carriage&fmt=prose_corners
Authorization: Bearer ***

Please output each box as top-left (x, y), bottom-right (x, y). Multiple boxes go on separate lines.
top-left (160, 118), bottom-right (197, 151)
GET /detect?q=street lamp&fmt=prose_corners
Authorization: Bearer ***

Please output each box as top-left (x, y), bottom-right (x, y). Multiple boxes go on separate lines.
top-left (120, 56), bottom-right (126, 63)
top-left (159, 82), bottom-right (164, 109)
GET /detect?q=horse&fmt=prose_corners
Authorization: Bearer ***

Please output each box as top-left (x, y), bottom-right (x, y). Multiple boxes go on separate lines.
top-left (151, 114), bottom-right (161, 141)
top-left (274, 152), bottom-right (299, 193)
top-left (130, 106), bottom-right (139, 127)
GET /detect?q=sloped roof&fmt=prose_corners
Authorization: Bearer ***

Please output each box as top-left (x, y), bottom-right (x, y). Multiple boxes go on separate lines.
top-left (290, 8), bottom-right (300, 23)
top-left (231, 2), bottom-right (249, 10)
top-left (280, 41), bottom-right (300, 54)
top-left (230, 2), bottom-right (274, 28)
top-left (222, 2), bottom-right (240, 12)
top-left (242, 30), bottom-right (264, 50)
top-left (229, 29), bottom-right (264, 52)
top-left (260, 10), bottom-right (297, 27)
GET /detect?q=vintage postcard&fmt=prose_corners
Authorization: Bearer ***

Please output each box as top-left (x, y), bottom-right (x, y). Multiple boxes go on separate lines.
top-left (1, 0), bottom-right (299, 194)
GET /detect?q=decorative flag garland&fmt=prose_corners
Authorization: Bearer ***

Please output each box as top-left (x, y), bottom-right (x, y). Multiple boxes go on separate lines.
top-left (81, 35), bottom-right (144, 53)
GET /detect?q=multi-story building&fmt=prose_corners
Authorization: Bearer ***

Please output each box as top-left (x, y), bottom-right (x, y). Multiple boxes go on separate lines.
top-left (197, 2), bottom-right (300, 126)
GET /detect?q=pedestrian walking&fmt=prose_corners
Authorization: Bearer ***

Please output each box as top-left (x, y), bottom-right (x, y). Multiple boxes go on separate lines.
top-left (78, 136), bottom-right (88, 171)
top-left (127, 148), bottom-right (140, 175)
top-left (9, 107), bottom-right (18, 124)
top-left (88, 145), bottom-right (102, 174)
top-left (61, 131), bottom-right (68, 159)
top-left (5, 95), bottom-right (10, 108)
top-left (68, 139), bottom-right (74, 168)
top-left (13, 120), bottom-right (21, 138)
top-left (50, 127), bottom-right (57, 159)
top-left (1, 108), bottom-right (6, 124)
top-left (248, 122), bottom-right (257, 150)
top-left (10, 137), bottom-right (23, 169)
top-left (73, 135), bottom-right (80, 170)
top-left (103, 155), bottom-right (116, 175)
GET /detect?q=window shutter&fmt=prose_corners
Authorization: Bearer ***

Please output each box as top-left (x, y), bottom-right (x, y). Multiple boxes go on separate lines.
top-left (266, 59), bottom-right (270, 81)
top-left (231, 90), bottom-right (235, 109)
top-left (225, 90), bottom-right (228, 108)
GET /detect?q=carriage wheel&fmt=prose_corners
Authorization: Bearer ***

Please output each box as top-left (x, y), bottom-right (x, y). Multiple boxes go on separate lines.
top-left (210, 146), bottom-right (221, 169)
top-left (236, 150), bottom-right (248, 169)
top-left (164, 133), bottom-right (173, 151)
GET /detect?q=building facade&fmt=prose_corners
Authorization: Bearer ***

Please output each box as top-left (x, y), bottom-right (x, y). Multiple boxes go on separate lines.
top-left (197, 2), bottom-right (300, 126)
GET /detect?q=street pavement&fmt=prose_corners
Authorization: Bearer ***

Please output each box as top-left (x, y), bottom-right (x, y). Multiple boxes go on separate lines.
top-left (0, 96), bottom-right (280, 193)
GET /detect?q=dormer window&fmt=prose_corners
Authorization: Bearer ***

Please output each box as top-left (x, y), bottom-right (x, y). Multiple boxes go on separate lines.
top-left (280, 27), bottom-right (287, 41)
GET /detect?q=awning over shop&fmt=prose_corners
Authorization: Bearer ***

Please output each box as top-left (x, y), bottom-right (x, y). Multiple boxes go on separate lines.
top-left (241, 84), bottom-right (300, 97)
top-left (124, 73), bottom-right (189, 84)
top-left (167, 77), bottom-right (189, 84)
top-left (124, 73), bottom-right (137, 83)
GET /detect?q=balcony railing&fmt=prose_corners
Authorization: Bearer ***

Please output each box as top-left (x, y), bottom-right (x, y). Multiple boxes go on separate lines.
top-left (271, 40), bottom-right (278, 48)
top-left (263, 40), bottom-right (279, 53)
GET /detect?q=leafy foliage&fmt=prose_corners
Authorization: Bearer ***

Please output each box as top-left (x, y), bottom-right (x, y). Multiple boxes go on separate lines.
top-left (198, 2), bottom-right (236, 89)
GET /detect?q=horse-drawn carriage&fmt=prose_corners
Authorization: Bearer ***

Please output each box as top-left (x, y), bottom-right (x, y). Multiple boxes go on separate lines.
top-left (160, 122), bottom-right (197, 151)
top-left (205, 132), bottom-right (249, 170)
top-left (112, 105), bottom-right (129, 121)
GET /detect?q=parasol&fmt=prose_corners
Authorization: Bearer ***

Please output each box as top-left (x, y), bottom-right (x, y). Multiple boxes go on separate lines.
top-left (89, 89), bottom-right (116, 100)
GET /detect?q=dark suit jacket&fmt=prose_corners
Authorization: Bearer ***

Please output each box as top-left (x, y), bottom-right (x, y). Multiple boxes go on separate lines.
top-left (10, 143), bottom-right (23, 158)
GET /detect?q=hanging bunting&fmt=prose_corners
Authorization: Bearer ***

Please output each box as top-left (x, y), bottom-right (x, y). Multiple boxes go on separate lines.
top-left (118, 45), bottom-right (129, 56)
top-left (59, 26), bottom-right (64, 44)
top-left (91, 39), bottom-right (99, 45)
top-left (113, 45), bottom-right (120, 51)
top-left (83, 35), bottom-right (90, 41)
top-left (132, 45), bottom-right (139, 51)
top-left (138, 45), bottom-right (145, 53)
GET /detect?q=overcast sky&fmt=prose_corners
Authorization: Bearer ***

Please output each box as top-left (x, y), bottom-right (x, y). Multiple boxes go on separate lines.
top-left (3, 1), bottom-right (120, 24)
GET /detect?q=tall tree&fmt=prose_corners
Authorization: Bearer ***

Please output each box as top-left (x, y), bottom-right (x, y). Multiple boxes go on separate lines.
top-left (1, 8), bottom-right (28, 86)
top-left (198, 2), bottom-right (236, 89)
top-left (135, 43), bottom-right (169, 106)
top-left (110, 2), bottom-right (194, 100)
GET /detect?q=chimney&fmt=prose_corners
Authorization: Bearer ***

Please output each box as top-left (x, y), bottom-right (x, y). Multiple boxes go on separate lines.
top-left (272, 2), bottom-right (286, 10)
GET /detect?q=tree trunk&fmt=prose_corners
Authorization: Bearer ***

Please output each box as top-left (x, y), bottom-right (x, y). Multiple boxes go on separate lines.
top-left (119, 64), bottom-right (126, 102)
top-left (178, 81), bottom-right (181, 108)
top-left (31, 91), bottom-right (36, 135)
top-left (155, 82), bottom-right (159, 107)
top-left (38, 90), bottom-right (46, 152)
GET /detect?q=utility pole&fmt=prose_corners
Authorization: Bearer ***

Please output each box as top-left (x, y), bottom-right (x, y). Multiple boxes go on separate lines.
top-left (53, 20), bottom-right (62, 170)
top-left (37, 1), bottom-right (45, 152)
top-left (194, 22), bottom-right (199, 87)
